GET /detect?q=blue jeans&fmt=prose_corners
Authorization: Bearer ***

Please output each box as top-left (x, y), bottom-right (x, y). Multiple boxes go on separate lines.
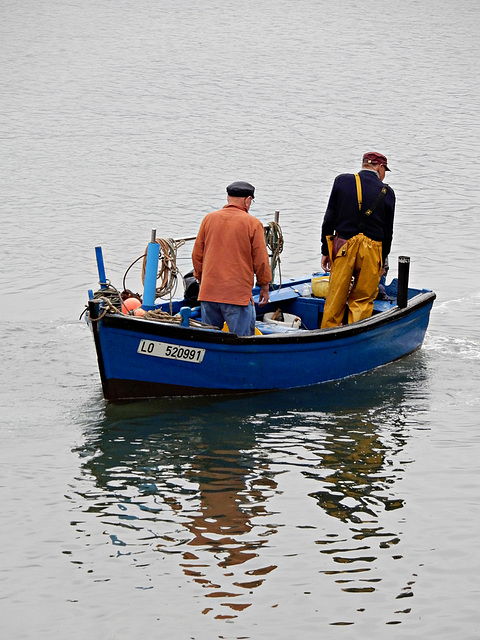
top-left (201, 301), bottom-right (256, 336)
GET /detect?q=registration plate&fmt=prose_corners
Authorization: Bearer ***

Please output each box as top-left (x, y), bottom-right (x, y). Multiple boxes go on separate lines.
top-left (137, 339), bottom-right (205, 363)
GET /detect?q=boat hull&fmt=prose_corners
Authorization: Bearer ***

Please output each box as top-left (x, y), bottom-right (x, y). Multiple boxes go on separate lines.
top-left (88, 289), bottom-right (435, 401)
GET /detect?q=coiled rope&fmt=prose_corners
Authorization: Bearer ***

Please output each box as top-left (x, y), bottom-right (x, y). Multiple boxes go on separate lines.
top-left (141, 237), bottom-right (186, 300)
top-left (264, 221), bottom-right (284, 284)
top-left (139, 308), bottom-right (216, 329)
top-left (94, 282), bottom-right (123, 311)
top-left (79, 282), bottom-right (124, 321)
top-left (120, 237), bottom-right (187, 313)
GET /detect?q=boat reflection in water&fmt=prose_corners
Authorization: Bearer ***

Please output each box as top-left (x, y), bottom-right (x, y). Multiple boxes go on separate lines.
top-left (71, 354), bottom-right (430, 621)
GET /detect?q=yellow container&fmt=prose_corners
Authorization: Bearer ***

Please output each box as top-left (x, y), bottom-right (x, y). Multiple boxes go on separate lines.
top-left (223, 322), bottom-right (262, 335)
top-left (311, 275), bottom-right (329, 298)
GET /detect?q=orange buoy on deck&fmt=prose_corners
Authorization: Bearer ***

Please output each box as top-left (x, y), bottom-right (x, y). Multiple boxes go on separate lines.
top-left (133, 307), bottom-right (146, 317)
top-left (122, 297), bottom-right (142, 314)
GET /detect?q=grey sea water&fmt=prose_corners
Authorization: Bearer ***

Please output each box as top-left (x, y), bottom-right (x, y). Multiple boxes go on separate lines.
top-left (1, 0), bottom-right (479, 638)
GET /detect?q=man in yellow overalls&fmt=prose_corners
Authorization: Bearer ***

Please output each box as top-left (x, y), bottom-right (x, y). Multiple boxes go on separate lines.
top-left (320, 152), bottom-right (396, 328)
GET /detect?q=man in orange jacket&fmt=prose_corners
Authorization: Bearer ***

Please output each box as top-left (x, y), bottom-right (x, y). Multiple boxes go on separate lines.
top-left (192, 181), bottom-right (272, 336)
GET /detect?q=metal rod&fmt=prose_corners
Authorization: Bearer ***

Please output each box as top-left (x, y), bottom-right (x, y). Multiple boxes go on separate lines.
top-left (172, 217), bottom-right (281, 245)
top-left (173, 235), bottom-right (197, 243)
top-left (150, 229), bottom-right (156, 242)
top-left (171, 215), bottom-right (281, 246)
top-left (397, 256), bottom-right (410, 308)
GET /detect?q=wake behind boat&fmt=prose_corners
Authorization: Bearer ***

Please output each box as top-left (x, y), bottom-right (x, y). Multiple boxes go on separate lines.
top-left (85, 223), bottom-right (435, 402)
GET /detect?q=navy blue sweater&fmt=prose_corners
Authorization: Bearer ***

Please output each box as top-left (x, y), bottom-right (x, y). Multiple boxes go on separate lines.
top-left (321, 169), bottom-right (395, 263)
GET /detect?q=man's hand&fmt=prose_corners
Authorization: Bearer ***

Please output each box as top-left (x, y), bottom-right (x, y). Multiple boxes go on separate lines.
top-left (258, 284), bottom-right (270, 306)
top-left (321, 255), bottom-right (331, 273)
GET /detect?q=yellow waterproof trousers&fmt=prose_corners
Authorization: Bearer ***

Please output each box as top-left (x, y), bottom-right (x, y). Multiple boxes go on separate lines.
top-left (321, 233), bottom-right (383, 328)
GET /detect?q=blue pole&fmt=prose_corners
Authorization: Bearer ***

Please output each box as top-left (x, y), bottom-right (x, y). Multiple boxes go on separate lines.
top-left (95, 246), bottom-right (107, 289)
top-left (142, 238), bottom-right (160, 310)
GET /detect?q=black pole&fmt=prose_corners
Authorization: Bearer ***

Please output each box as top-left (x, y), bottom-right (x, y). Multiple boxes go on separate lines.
top-left (397, 256), bottom-right (410, 308)
top-left (88, 299), bottom-right (101, 320)
top-left (88, 299), bottom-right (111, 400)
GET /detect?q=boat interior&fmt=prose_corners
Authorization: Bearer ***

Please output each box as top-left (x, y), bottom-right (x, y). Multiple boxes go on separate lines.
top-left (158, 275), bottom-right (403, 334)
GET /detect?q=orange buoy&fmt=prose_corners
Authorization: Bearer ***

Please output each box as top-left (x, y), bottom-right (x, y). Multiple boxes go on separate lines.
top-left (122, 297), bottom-right (142, 314)
top-left (133, 307), bottom-right (146, 317)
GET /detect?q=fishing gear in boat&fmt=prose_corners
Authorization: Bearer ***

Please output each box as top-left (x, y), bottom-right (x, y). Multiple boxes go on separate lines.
top-left (264, 211), bottom-right (284, 285)
top-left (85, 242), bottom-right (215, 327)
top-left (119, 233), bottom-right (187, 313)
top-left (124, 216), bottom-right (284, 306)
top-left (141, 236), bottom-right (186, 300)
top-left (92, 282), bottom-right (124, 313)
top-left (88, 210), bottom-right (285, 324)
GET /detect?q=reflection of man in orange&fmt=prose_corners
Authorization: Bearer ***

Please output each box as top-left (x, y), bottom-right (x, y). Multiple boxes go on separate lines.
top-left (176, 450), bottom-right (278, 618)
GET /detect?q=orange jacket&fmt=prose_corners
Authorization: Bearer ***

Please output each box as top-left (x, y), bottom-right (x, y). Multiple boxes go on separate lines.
top-left (192, 204), bottom-right (272, 306)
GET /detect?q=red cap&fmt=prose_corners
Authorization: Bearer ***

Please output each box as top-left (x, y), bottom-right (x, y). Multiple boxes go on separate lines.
top-left (363, 151), bottom-right (390, 171)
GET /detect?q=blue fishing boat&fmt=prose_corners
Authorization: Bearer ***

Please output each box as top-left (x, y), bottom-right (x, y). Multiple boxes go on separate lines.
top-left (86, 230), bottom-right (435, 402)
